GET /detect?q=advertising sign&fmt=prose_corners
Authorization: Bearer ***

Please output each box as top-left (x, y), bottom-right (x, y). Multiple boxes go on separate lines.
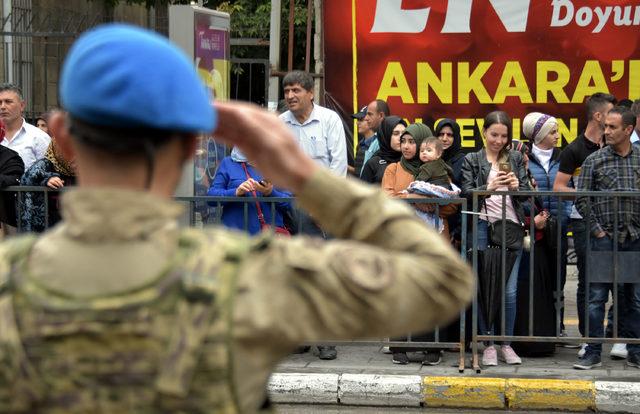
top-left (195, 15), bottom-right (230, 101)
top-left (169, 6), bottom-right (229, 219)
top-left (324, 0), bottom-right (640, 149)
top-left (193, 12), bottom-right (230, 218)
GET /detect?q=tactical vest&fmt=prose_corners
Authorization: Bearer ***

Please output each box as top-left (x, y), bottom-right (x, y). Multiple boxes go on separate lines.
top-left (0, 228), bottom-right (253, 413)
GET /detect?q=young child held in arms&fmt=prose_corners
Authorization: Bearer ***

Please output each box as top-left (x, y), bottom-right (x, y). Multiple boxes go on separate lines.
top-left (415, 137), bottom-right (453, 189)
top-left (403, 137), bottom-right (459, 234)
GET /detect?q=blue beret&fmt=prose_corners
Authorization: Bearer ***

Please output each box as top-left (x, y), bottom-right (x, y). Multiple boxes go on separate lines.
top-left (60, 23), bottom-right (216, 133)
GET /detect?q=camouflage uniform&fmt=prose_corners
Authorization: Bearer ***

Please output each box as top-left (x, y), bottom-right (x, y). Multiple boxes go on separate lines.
top-left (0, 169), bottom-right (473, 413)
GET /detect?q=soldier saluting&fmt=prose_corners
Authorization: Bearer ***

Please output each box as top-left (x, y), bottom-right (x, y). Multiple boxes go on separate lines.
top-left (0, 24), bottom-right (473, 413)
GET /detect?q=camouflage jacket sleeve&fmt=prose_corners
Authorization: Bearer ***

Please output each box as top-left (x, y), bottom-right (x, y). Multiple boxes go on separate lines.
top-left (232, 169), bottom-right (473, 346)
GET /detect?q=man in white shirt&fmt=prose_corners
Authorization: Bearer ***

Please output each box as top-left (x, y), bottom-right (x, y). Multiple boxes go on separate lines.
top-left (279, 71), bottom-right (347, 177)
top-left (279, 71), bottom-right (347, 361)
top-left (0, 84), bottom-right (51, 170)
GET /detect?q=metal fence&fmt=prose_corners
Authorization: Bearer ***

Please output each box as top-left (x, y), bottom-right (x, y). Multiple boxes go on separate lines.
top-left (1, 6), bottom-right (105, 120)
top-left (1, 4), bottom-right (169, 122)
top-left (470, 189), bottom-right (640, 372)
top-left (3, 186), bottom-right (640, 373)
top-left (230, 58), bottom-right (269, 105)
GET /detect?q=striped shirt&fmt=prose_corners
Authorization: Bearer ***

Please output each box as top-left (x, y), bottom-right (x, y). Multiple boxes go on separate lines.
top-left (576, 145), bottom-right (640, 243)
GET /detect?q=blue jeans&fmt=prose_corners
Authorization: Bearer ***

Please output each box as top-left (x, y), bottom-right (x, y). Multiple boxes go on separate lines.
top-left (586, 236), bottom-right (640, 357)
top-left (571, 218), bottom-right (588, 336)
top-left (474, 220), bottom-right (523, 343)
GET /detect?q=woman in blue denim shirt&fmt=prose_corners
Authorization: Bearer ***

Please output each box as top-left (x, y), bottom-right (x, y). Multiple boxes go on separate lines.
top-left (208, 147), bottom-right (292, 235)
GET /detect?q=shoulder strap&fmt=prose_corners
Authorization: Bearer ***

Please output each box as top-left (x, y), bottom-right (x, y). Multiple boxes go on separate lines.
top-left (240, 162), bottom-right (267, 227)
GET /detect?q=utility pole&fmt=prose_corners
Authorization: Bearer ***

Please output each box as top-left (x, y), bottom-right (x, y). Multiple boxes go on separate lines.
top-left (313, 0), bottom-right (322, 103)
top-left (268, 0), bottom-right (282, 111)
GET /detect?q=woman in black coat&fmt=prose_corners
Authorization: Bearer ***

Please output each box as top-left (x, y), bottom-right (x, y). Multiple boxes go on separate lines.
top-left (360, 116), bottom-right (406, 184)
top-left (460, 111), bottom-right (529, 367)
top-left (435, 118), bottom-right (466, 186)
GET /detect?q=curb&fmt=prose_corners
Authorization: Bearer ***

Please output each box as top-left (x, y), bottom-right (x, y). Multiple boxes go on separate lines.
top-left (596, 381), bottom-right (640, 414)
top-left (339, 374), bottom-right (422, 407)
top-left (268, 373), bottom-right (640, 412)
top-left (424, 377), bottom-right (505, 409)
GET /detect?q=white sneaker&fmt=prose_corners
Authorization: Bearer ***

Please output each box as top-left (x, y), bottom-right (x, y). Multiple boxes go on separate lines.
top-left (482, 345), bottom-right (498, 366)
top-left (610, 343), bottom-right (628, 360)
top-left (578, 343), bottom-right (587, 358)
top-left (381, 346), bottom-right (391, 354)
top-left (500, 345), bottom-right (522, 365)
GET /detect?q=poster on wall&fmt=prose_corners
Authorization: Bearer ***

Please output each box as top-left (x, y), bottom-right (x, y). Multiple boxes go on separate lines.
top-left (324, 0), bottom-right (640, 150)
top-left (195, 14), bottom-right (230, 101)
top-left (193, 11), bottom-right (230, 225)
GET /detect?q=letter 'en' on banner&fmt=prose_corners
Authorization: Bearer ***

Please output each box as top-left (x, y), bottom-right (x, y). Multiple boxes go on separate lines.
top-left (371, 0), bottom-right (530, 34)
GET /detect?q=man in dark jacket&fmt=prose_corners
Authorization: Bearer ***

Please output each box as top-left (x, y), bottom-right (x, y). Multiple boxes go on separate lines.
top-left (0, 119), bottom-right (25, 230)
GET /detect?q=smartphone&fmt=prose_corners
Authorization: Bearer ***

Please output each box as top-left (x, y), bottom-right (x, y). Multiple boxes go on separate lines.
top-left (499, 162), bottom-right (511, 173)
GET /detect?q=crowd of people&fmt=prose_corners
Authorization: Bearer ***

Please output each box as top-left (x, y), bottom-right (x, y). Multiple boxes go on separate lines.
top-left (0, 83), bottom-right (76, 234)
top-left (348, 90), bottom-right (640, 371)
top-left (0, 25), bottom-right (476, 412)
top-left (2, 71), bottom-right (640, 371)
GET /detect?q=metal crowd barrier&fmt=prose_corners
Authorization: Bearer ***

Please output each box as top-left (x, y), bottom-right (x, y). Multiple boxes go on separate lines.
top-left (172, 194), bottom-right (470, 372)
top-left (6, 186), bottom-right (640, 373)
top-left (3, 186), bottom-right (470, 372)
top-left (471, 189), bottom-right (640, 373)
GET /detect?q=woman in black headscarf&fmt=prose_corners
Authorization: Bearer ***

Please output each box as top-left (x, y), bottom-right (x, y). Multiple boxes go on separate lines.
top-left (435, 118), bottom-right (465, 186)
top-left (360, 116), bottom-right (406, 184)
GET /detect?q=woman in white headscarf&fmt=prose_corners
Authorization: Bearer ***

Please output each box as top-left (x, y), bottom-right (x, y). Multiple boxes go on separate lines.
top-left (520, 112), bottom-right (571, 340)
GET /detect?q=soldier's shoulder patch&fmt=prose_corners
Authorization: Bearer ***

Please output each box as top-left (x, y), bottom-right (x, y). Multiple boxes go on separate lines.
top-left (330, 245), bottom-right (395, 291)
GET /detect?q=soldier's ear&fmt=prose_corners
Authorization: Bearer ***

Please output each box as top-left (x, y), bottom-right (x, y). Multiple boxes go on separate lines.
top-left (49, 112), bottom-right (75, 161)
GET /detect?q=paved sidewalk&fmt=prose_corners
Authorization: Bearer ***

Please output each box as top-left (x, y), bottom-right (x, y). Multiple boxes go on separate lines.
top-left (275, 343), bottom-right (639, 381)
top-left (268, 266), bottom-right (640, 412)
top-left (276, 265), bottom-right (637, 380)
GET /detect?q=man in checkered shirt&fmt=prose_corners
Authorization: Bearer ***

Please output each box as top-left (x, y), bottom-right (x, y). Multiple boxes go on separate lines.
top-left (574, 106), bottom-right (640, 370)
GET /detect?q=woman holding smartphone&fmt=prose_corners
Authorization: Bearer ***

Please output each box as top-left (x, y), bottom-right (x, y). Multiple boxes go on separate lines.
top-left (208, 147), bottom-right (292, 235)
top-left (461, 111), bottom-right (529, 367)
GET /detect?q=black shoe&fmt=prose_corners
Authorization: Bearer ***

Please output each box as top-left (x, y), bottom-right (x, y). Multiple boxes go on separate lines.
top-left (627, 353), bottom-right (640, 369)
top-left (392, 352), bottom-right (409, 365)
top-left (422, 350), bottom-right (442, 366)
top-left (292, 346), bottom-right (310, 354)
top-left (573, 352), bottom-right (602, 370)
top-left (318, 346), bottom-right (337, 360)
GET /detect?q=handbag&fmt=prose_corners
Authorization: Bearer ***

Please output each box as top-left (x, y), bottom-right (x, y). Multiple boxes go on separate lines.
top-left (489, 219), bottom-right (525, 250)
top-left (240, 163), bottom-right (291, 237)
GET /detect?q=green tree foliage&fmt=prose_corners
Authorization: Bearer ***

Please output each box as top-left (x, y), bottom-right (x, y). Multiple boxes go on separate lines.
top-left (99, 0), bottom-right (312, 68)
top-left (209, 0), bottom-right (311, 67)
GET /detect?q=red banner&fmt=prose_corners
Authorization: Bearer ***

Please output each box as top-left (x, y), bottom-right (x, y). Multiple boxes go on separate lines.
top-left (324, 0), bottom-right (640, 149)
